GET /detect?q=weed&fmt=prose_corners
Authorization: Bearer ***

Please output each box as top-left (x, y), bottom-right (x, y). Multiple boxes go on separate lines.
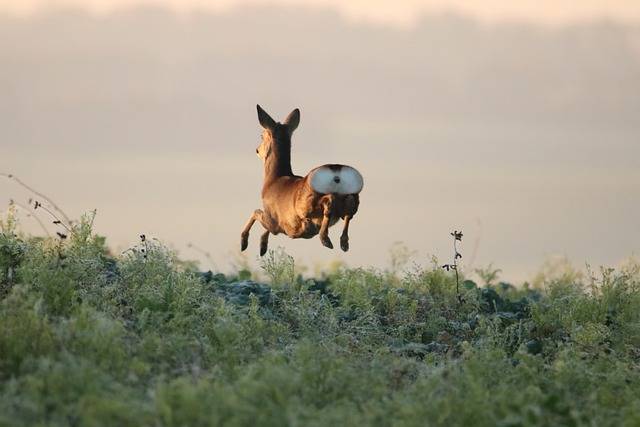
top-left (0, 210), bottom-right (638, 426)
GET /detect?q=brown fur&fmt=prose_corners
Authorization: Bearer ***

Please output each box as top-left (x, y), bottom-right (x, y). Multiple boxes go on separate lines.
top-left (241, 105), bottom-right (360, 255)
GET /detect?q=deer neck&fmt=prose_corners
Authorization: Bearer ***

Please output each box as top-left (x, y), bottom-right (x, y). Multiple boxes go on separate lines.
top-left (263, 141), bottom-right (293, 181)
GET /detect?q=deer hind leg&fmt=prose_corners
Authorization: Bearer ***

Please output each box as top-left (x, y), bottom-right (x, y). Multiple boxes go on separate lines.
top-left (340, 194), bottom-right (359, 252)
top-left (240, 209), bottom-right (264, 251)
top-left (340, 215), bottom-right (352, 252)
top-left (319, 196), bottom-right (334, 249)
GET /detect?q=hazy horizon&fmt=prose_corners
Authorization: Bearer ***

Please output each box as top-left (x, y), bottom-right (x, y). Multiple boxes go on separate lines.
top-left (3, 0), bottom-right (640, 28)
top-left (2, 4), bottom-right (639, 282)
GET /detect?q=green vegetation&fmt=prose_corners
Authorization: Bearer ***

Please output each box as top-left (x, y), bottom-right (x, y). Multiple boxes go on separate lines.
top-left (1, 209), bottom-right (639, 427)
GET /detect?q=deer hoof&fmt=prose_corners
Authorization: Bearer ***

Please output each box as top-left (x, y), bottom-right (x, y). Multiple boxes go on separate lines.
top-left (321, 236), bottom-right (334, 249)
top-left (240, 233), bottom-right (249, 251)
top-left (260, 242), bottom-right (268, 256)
top-left (340, 236), bottom-right (349, 252)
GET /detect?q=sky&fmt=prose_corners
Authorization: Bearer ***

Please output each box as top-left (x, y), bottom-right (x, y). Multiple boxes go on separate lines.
top-left (1, 2), bottom-right (639, 282)
top-left (2, 0), bottom-right (640, 27)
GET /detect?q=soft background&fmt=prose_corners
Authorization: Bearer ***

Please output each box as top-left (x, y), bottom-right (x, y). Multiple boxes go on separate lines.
top-left (1, 0), bottom-right (639, 280)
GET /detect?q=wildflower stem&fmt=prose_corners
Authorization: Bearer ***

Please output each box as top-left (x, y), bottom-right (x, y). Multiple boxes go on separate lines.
top-left (8, 200), bottom-right (51, 237)
top-left (1, 172), bottom-right (72, 225)
top-left (35, 202), bottom-right (71, 233)
top-left (454, 237), bottom-right (460, 296)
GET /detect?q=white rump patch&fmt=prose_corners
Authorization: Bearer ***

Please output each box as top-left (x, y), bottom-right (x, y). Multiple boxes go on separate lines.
top-left (310, 165), bottom-right (364, 195)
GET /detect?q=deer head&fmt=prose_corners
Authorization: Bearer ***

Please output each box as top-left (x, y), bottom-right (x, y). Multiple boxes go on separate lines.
top-left (255, 105), bottom-right (300, 178)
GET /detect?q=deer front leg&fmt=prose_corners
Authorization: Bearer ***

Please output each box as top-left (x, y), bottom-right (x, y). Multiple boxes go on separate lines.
top-left (240, 209), bottom-right (263, 251)
top-left (340, 215), bottom-right (352, 252)
top-left (259, 230), bottom-right (270, 256)
top-left (319, 196), bottom-right (334, 249)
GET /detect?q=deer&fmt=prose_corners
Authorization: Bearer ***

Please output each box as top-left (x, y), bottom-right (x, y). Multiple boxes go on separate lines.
top-left (240, 105), bottom-right (363, 256)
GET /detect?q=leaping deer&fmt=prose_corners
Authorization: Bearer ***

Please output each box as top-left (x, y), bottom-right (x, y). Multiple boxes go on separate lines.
top-left (240, 105), bottom-right (363, 256)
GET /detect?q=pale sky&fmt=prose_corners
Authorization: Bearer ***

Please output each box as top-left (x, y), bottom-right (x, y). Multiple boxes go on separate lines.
top-left (2, 0), bottom-right (640, 27)
top-left (1, 3), bottom-right (639, 282)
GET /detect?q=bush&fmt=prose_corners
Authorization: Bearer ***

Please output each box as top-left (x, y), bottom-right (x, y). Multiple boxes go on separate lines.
top-left (0, 213), bottom-right (638, 426)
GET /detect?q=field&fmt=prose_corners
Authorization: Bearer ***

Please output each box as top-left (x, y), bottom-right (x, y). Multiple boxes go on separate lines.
top-left (1, 210), bottom-right (639, 427)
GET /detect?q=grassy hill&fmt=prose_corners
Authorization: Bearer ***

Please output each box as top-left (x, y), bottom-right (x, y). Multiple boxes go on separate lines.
top-left (1, 210), bottom-right (639, 426)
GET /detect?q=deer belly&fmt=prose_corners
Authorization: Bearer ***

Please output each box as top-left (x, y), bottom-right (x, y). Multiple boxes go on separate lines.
top-left (309, 165), bottom-right (363, 195)
top-left (286, 217), bottom-right (322, 239)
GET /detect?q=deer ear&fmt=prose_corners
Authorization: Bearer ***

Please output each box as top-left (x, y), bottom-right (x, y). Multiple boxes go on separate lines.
top-left (283, 108), bottom-right (300, 132)
top-left (257, 104), bottom-right (276, 129)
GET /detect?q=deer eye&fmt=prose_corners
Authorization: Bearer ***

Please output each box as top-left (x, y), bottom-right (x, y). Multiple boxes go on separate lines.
top-left (256, 148), bottom-right (259, 154)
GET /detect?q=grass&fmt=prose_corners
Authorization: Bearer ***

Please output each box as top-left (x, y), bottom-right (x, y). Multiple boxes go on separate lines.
top-left (1, 208), bottom-right (639, 426)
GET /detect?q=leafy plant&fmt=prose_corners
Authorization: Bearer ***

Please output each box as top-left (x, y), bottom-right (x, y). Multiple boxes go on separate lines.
top-left (0, 210), bottom-right (638, 427)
